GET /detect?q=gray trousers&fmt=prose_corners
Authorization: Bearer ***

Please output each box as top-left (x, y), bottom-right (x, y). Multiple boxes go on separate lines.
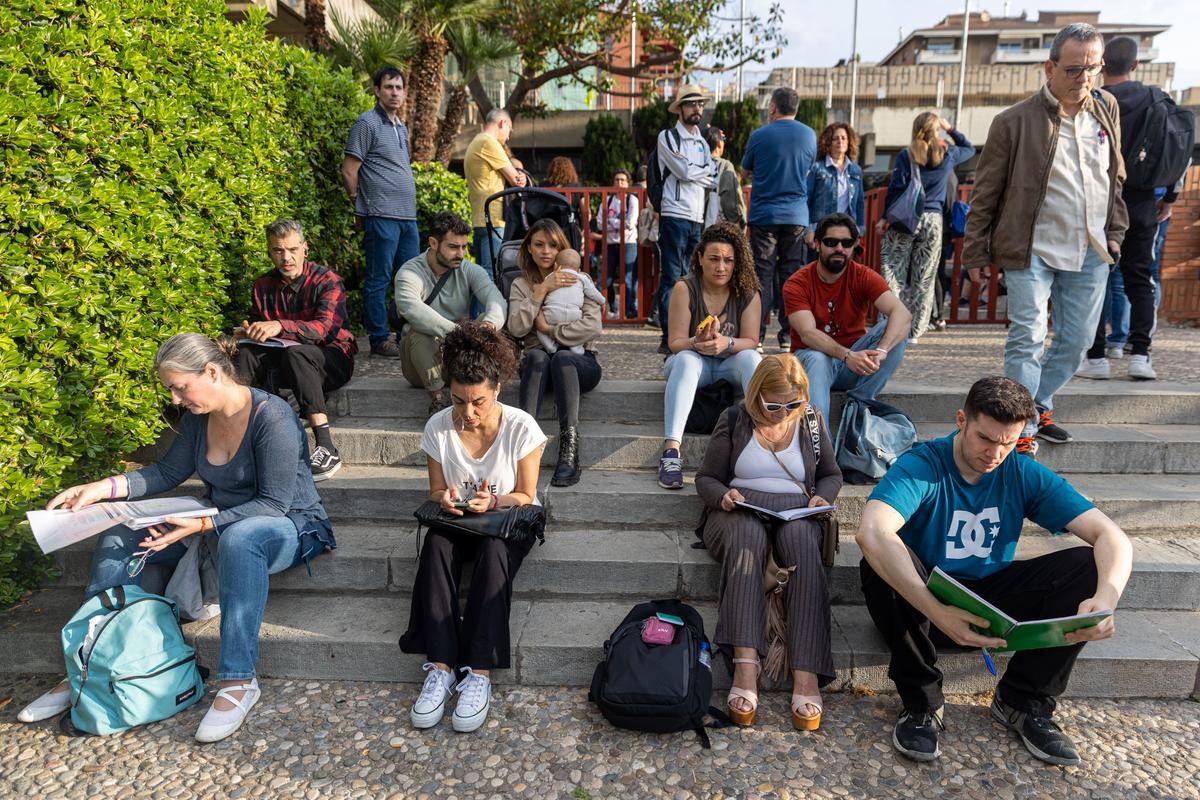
top-left (701, 488), bottom-right (835, 686)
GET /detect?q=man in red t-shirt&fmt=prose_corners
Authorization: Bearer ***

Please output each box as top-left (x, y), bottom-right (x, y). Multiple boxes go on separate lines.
top-left (782, 213), bottom-right (912, 418)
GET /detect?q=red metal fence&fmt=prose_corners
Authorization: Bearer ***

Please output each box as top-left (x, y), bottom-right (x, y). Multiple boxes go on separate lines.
top-left (551, 184), bottom-right (1005, 326)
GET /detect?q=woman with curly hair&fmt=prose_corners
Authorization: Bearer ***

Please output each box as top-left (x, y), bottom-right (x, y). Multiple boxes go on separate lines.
top-left (806, 122), bottom-right (865, 240)
top-left (400, 321), bottom-right (547, 734)
top-left (658, 222), bottom-right (762, 489)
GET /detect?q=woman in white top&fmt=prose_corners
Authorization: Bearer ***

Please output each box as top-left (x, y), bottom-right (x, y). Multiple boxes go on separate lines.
top-left (400, 322), bottom-right (547, 734)
top-left (694, 355), bottom-right (842, 731)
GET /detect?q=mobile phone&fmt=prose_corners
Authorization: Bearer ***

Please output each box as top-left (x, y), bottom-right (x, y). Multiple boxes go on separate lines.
top-left (452, 501), bottom-right (471, 509)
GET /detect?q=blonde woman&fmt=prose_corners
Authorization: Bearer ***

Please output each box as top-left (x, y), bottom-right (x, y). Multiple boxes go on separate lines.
top-left (695, 354), bottom-right (843, 730)
top-left (878, 113), bottom-right (974, 343)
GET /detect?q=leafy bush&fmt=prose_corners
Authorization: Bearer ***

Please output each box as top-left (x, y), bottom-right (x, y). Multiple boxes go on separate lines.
top-left (710, 96), bottom-right (761, 169)
top-left (412, 162), bottom-right (471, 241)
top-left (581, 115), bottom-right (638, 185)
top-left (0, 0), bottom-right (370, 606)
top-left (796, 99), bottom-right (828, 138)
top-left (632, 96), bottom-right (675, 158)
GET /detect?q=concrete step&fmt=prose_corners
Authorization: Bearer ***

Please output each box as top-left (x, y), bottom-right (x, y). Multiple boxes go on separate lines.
top-left (328, 377), bottom-right (1200, 426)
top-left (50, 527), bottom-right (1200, 612)
top-left (4, 590), bottom-right (1197, 698)
top-left (313, 467), bottom-right (1200, 536)
top-left (322, 419), bottom-right (1200, 474)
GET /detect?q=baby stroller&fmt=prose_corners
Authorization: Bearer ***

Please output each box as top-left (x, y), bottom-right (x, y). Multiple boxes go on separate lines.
top-left (483, 186), bottom-right (582, 299)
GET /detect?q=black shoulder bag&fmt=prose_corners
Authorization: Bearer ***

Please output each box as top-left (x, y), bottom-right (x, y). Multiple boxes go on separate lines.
top-left (413, 500), bottom-right (546, 556)
top-left (391, 268), bottom-right (454, 338)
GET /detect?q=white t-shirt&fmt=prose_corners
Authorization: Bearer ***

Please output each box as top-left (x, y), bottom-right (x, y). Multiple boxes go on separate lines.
top-left (730, 425), bottom-right (808, 495)
top-left (419, 403), bottom-right (547, 505)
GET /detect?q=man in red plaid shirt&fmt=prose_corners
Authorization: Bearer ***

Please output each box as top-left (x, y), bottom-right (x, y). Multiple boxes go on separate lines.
top-left (235, 219), bottom-right (358, 480)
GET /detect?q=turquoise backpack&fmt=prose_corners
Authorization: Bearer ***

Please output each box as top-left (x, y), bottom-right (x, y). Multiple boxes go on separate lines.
top-left (61, 585), bottom-right (206, 735)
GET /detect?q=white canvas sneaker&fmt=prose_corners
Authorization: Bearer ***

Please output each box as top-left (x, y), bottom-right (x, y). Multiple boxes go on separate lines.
top-left (1127, 354), bottom-right (1157, 381)
top-left (410, 663), bottom-right (456, 729)
top-left (451, 668), bottom-right (491, 733)
top-left (1075, 358), bottom-right (1110, 380)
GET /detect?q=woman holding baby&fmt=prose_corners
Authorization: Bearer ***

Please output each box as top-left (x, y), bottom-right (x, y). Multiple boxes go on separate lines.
top-left (507, 219), bottom-right (604, 487)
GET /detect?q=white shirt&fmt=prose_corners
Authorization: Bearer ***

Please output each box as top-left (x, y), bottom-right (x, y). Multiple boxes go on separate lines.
top-left (730, 426), bottom-right (808, 495)
top-left (1031, 86), bottom-right (1112, 272)
top-left (827, 155), bottom-right (851, 214)
top-left (420, 403), bottom-right (547, 505)
top-left (606, 193), bottom-right (640, 245)
top-left (657, 121), bottom-right (716, 223)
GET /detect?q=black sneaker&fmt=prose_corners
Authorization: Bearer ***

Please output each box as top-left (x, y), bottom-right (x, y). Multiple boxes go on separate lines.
top-left (370, 338), bottom-right (402, 358)
top-left (1035, 407), bottom-right (1072, 444)
top-left (990, 694), bottom-right (1080, 766)
top-left (643, 314), bottom-right (661, 330)
top-left (892, 707), bottom-right (944, 762)
top-left (309, 446), bottom-right (342, 481)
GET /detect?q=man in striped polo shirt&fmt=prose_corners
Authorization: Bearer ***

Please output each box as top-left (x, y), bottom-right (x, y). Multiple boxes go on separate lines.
top-left (341, 66), bottom-right (420, 358)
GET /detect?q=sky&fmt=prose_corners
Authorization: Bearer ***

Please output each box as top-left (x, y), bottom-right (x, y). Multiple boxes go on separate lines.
top-left (723, 0), bottom-right (1200, 94)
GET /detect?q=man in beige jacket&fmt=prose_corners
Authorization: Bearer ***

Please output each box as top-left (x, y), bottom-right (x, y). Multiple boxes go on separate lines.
top-left (963, 23), bottom-right (1128, 456)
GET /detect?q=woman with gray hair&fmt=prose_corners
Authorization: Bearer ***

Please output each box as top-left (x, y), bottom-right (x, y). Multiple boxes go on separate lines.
top-left (16, 333), bottom-right (335, 743)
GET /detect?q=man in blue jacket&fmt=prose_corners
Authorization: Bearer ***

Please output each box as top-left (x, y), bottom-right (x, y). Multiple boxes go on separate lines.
top-left (742, 87), bottom-right (817, 349)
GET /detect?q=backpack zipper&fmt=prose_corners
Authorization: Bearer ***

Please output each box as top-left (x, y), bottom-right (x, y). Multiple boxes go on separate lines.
top-left (109, 654), bottom-right (197, 693)
top-left (73, 596), bottom-right (174, 708)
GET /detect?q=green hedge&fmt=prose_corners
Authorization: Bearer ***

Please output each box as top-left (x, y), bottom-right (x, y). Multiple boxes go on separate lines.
top-left (0, 0), bottom-right (370, 605)
top-left (413, 162), bottom-right (471, 242)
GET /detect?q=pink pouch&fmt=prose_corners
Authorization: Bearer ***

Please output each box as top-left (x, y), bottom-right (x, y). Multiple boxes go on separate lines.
top-left (641, 617), bottom-right (676, 646)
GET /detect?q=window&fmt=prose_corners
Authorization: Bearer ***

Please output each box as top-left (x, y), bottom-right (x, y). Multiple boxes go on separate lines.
top-left (997, 40), bottom-right (1024, 53)
top-left (926, 39), bottom-right (957, 54)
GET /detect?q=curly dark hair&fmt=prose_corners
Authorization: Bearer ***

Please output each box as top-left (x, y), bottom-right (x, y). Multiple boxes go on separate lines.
top-left (816, 122), bottom-right (860, 162)
top-left (688, 221), bottom-right (759, 301)
top-left (439, 320), bottom-right (519, 388)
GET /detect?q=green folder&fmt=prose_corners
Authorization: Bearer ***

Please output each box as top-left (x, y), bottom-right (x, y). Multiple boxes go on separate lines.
top-left (926, 567), bottom-right (1111, 652)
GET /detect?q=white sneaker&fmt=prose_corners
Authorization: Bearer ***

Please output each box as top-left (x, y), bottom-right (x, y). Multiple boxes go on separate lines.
top-left (17, 682), bottom-right (71, 723)
top-left (410, 663), bottom-right (456, 729)
top-left (1105, 346), bottom-right (1125, 360)
top-left (195, 679), bottom-right (259, 743)
top-left (1075, 358), bottom-right (1111, 380)
top-left (1127, 354), bottom-right (1157, 381)
top-left (451, 668), bottom-right (491, 733)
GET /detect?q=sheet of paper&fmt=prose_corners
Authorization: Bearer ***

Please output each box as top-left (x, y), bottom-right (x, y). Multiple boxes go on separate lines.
top-left (27, 497), bottom-right (215, 554)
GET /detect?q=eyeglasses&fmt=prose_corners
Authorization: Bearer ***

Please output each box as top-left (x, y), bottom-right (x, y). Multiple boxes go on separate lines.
top-left (761, 398), bottom-right (806, 413)
top-left (1055, 61), bottom-right (1104, 80)
top-left (681, 100), bottom-right (706, 109)
top-left (821, 237), bottom-right (857, 249)
top-left (126, 550), bottom-right (153, 578)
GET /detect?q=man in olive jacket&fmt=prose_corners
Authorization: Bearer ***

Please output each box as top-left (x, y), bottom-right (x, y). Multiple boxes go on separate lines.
top-left (963, 23), bottom-right (1128, 455)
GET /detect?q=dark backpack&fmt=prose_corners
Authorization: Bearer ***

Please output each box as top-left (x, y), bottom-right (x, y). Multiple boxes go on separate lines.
top-left (589, 599), bottom-right (731, 748)
top-left (1123, 87), bottom-right (1195, 191)
top-left (645, 128), bottom-right (683, 212)
top-left (684, 379), bottom-right (738, 435)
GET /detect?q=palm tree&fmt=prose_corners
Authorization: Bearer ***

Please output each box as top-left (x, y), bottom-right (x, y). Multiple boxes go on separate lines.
top-left (434, 23), bottom-right (518, 165)
top-left (327, 5), bottom-right (417, 91)
top-left (369, 0), bottom-right (495, 162)
top-left (305, 0), bottom-right (329, 51)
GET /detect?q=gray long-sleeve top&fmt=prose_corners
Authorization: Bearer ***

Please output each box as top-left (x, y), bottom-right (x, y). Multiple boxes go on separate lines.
top-left (393, 250), bottom-right (506, 337)
top-left (125, 389), bottom-right (330, 535)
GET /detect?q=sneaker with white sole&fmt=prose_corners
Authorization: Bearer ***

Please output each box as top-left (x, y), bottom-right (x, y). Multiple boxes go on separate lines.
top-left (195, 679), bottom-right (259, 743)
top-left (309, 446), bottom-right (342, 481)
top-left (1127, 354), bottom-right (1157, 381)
top-left (1104, 346), bottom-right (1125, 360)
top-left (410, 663), bottom-right (456, 729)
top-left (657, 448), bottom-right (684, 490)
top-left (1075, 358), bottom-right (1110, 380)
top-left (451, 668), bottom-right (491, 733)
top-left (17, 682), bottom-right (71, 723)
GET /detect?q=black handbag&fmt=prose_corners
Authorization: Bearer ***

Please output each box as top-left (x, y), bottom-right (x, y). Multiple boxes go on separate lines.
top-left (413, 500), bottom-right (547, 554)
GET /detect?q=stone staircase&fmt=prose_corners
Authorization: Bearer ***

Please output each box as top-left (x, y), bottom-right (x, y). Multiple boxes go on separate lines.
top-left (3, 379), bottom-right (1200, 700)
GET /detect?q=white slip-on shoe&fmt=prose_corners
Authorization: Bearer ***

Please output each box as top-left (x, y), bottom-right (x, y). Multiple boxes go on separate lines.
top-left (195, 679), bottom-right (259, 743)
top-left (1105, 346), bottom-right (1125, 360)
top-left (1127, 354), bottom-right (1157, 381)
top-left (17, 682), bottom-right (71, 723)
top-left (1075, 357), bottom-right (1110, 380)
top-left (451, 668), bottom-right (491, 733)
top-left (410, 663), bottom-right (456, 729)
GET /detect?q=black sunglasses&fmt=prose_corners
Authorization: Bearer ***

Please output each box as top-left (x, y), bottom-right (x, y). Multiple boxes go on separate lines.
top-left (821, 237), bottom-right (857, 249)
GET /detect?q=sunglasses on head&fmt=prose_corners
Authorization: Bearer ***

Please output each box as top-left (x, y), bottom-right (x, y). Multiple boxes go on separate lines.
top-left (761, 398), bottom-right (805, 413)
top-left (821, 237), bottom-right (857, 249)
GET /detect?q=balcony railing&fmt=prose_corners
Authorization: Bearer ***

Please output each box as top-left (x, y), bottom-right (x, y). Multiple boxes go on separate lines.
top-left (916, 49), bottom-right (963, 65)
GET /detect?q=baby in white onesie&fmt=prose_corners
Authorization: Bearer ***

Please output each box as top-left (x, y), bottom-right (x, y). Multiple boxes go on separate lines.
top-left (537, 249), bottom-right (604, 354)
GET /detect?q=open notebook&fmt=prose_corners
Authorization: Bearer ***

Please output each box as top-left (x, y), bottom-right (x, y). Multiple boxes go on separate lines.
top-left (733, 501), bottom-right (836, 522)
top-left (926, 566), bottom-right (1111, 652)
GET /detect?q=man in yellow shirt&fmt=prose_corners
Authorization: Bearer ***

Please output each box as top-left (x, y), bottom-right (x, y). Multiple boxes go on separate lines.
top-left (464, 109), bottom-right (526, 281)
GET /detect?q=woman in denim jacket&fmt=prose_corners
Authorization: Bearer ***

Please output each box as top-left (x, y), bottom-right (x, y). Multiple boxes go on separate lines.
top-left (806, 123), bottom-right (865, 246)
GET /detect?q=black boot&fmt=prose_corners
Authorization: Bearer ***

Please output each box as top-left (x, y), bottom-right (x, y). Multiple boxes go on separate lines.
top-left (551, 426), bottom-right (581, 487)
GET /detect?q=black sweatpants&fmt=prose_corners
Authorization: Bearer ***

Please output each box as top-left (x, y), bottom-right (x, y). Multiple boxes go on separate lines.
top-left (860, 545), bottom-right (1098, 717)
top-left (399, 528), bottom-right (532, 670)
top-left (235, 343), bottom-right (353, 417)
top-left (750, 224), bottom-right (808, 340)
top-left (518, 348), bottom-right (602, 429)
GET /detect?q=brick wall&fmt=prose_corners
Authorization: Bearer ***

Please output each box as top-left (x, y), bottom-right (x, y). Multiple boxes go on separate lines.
top-left (1160, 166), bottom-right (1200, 324)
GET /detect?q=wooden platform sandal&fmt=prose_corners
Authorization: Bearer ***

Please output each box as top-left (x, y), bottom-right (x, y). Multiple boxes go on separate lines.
top-left (792, 694), bottom-right (822, 731)
top-left (727, 657), bottom-right (761, 727)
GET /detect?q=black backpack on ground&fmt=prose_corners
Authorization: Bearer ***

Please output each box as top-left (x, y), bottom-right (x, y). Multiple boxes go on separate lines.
top-left (645, 127), bottom-right (683, 212)
top-left (684, 379), bottom-right (738, 435)
top-left (589, 599), bottom-right (731, 748)
top-left (1123, 86), bottom-right (1195, 191)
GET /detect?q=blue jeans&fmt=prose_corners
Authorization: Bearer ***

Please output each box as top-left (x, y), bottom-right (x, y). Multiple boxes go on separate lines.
top-left (86, 518), bottom-right (305, 681)
top-left (606, 242), bottom-right (639, 317)
top-left (1004, 248), bottom-right (1107, 414)
top-left (794, 319), bottom-right (908, 420)
top-left (363, 217), bottom-right (420, 345)
top-left (472, 226), bottom-right (503, 281)
top-left (1101, 266), bottom-right (1130, 347)
top-left (657, 216), bottom-right (702, 329)
top-left (1151, 217), bottom-right (1168, 313)
top-left (662, 349), bottom-right (762, 442)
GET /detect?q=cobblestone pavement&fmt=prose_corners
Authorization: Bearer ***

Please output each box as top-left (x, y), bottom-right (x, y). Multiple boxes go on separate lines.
top-left (1, 676), bottom-right (1197, 800)
top-left (355, 324), bottom-right (1200, 386)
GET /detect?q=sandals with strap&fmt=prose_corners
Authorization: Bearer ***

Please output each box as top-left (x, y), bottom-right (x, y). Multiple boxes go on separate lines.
top-left (195, 680), bottom-right (261, 743)
top-left (792, 693), bottom-right (823, 731)
top-left (727, 657), bottom-right (761, 727)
